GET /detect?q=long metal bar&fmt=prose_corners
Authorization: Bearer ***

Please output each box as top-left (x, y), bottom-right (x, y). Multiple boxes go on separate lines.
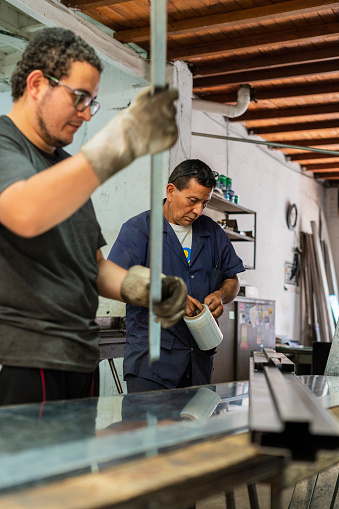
top-left (250, 350), bottom-right (339, 461)
top-left (148, 0), bottom-right (167, 363)
top-left (192, 131), bottom-right (339, 156)
top-left (311, 220), bottom-right (335, 339)
top-left (108, 359), bottom-right (123, 394)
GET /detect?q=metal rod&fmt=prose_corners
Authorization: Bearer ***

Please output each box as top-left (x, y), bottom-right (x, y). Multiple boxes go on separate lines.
top-left (192, 131), bottom-right (339, 156)
top-left (108, 359), bottom-right (123, 394)
top-left (148, 0), bottom-right (167, 363)
top-left (249, 352), bottom-right (339, 461)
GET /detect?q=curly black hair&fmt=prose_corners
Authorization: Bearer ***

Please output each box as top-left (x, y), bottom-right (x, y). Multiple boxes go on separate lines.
top-left (168, 159), bottom-right (217, 190)
top-left (11, 27), bottom-right (103, 101)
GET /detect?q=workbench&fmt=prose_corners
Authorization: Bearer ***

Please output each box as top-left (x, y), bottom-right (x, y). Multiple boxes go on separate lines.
top-left (275, 345), bottom-right (313, 375)
top-left (0, 377), bottom-right (339, 509)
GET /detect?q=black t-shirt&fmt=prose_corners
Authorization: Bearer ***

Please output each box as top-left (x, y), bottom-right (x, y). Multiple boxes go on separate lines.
top-left (0, 116), bottom-right (105, 372)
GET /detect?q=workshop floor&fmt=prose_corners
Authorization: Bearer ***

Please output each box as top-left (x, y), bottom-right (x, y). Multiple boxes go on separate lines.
top-left (196, 486), bottom-right (293, 509)
top-left (196, 464), bottom-right (339, 508)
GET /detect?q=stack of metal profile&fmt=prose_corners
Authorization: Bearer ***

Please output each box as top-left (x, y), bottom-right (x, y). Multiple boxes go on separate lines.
top-left (249, 348), bottom-right (339, 461)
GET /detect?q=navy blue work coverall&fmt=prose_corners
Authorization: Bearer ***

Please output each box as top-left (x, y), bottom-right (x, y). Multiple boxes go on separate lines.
top-left (108, 210), bottom-right (245, 388)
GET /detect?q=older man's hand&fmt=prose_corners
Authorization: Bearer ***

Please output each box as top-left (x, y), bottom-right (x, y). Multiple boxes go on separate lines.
top-left (204, 291), bottom-right (224, 319)
top-left (120, 265), bottom-right (187, 328)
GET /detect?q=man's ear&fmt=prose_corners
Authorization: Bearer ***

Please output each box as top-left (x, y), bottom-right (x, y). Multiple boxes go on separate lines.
top-left (26, 70), bottom-right (47, 100)
top-left (166, 183), bottom-right (176, 203)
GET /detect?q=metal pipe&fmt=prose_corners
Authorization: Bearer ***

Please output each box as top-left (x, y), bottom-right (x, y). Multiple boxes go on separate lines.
top-left (148, 0), bottom-right (167, 363)
top-left (192, 85), bottom-right (251, 118)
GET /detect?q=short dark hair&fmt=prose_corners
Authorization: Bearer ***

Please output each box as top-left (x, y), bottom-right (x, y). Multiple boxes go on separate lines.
top-left (168, 159), bottom-right (217, 191)
top-left (11, 27), bottom-right (103, 101)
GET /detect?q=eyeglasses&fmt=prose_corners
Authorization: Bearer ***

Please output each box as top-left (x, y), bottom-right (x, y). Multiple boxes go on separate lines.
top-left (171, 170), bottom-right (219, 184)
top-left (44, 74), bottom-right (100, 117)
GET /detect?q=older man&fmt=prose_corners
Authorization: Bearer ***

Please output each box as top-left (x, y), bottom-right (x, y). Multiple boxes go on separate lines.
top-left (0, 27), bottom-right (187, 405)
top-left (108, 159), bottom-right (245, 393)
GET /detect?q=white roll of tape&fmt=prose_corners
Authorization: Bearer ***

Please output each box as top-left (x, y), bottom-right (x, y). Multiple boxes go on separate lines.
top-left (180, 387), bottom-right (221, 420)
top-left (183, 304), bottom-right (223, 350)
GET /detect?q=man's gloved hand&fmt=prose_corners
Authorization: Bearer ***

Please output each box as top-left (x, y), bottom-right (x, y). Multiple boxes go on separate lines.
top-left (120, 265), bottom-right (187, 328)
top-left (81, 87), bottom-right (178, 184)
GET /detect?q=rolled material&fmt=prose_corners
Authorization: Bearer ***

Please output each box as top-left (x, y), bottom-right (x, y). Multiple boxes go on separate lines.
top-left (184, 304), bottom-right (223, 350)
top-left (180, 388), bottom-right (221, 420)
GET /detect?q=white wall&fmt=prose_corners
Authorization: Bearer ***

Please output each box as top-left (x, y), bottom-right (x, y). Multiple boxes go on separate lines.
top-left (0, 91), bottom-right (13, 113)
top-left (191, 110), bottom-right (327, 341)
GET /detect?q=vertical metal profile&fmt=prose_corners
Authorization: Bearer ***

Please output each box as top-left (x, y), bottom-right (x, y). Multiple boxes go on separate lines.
top-left (311, 220), bottom-right (335, 339)
top-left (148, 0), bottom-right (168, 363)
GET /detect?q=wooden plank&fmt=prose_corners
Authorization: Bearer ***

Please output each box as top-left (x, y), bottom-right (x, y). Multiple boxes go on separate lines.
top-left (193, 60), bottom-right (339, 90)
top-left (305, 164), bottom-right (339, 171)
top-left (113, 0), bottom-right (339, 43)
top-left (208, 82), bottom-right (339, 103)
top-left (291, 153), bottom-right (339, 161)
top-left (234, 103), bottom-right (339, 122)
top-left (314, 174), bottom-right (339, 179)
top-left (193, 45), bottom-right (339, 77)
top-left (8, 0), bottom-right (150, 80)
top-left (168, 23), bottom-right (339, 61)
top-left (251, 120), bottom-right (339, 136)
top-left (272, 137), bottom-right (339, 148)
top-left (61, 0), bottom-right (132, 8)
top-left (0, 434), bottom-right (283, 509)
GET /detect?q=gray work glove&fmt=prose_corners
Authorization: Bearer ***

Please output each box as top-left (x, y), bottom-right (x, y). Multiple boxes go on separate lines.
top-left (81, 87), bottom-right (178, 183)
top-left (120, 265), bottom-right (187, 329)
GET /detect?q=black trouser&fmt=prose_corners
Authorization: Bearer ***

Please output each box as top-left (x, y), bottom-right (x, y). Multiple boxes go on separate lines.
top-left (0, 365), bottom-right (99, 406)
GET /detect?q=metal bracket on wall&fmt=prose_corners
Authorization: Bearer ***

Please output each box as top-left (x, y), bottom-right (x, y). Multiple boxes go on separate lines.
top-left (249, 349), bottom-right (339, 461)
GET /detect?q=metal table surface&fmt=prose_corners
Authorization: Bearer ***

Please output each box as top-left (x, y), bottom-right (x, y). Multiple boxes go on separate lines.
top-left (0, 381), bottom-right (249, 494)
top-left (1, 375), bottom-right (339, 508)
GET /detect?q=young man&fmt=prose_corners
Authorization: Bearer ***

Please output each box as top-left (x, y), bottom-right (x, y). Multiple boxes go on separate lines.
top-left (109, 159), bottom-right (245, 393)
top-left (0, 27), bottom-right (187, 405)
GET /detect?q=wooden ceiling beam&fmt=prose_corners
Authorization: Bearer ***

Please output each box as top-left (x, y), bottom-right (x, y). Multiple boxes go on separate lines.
top-left (193, 59), bottom-right (339, 90)
top-left (304, 163), bottom-right (339, 170)
top-left (270, 137), bottom-right (339, 148)
top-left (314, 173), bottom-right (339, 179)
top-left (205, 81), bottom-right (339, 103)
top-left (290, 152), bottom-right (339, 161)
top-left (232, 103), bottom-right (339, 122)
top-left (251, 120), bottom-right (339, 135)
top-left (193, 46), bottom-right (339, 77)
top-left (113, 0), bottom-right (339, 43)
top-left (61, 0), bottom-right (131, 8)
top-left (168, 23), bottom-right (339, 61)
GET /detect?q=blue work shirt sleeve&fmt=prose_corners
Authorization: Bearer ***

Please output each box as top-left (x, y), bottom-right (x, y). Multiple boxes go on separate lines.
top-left (108, 214), bottom-right (149, 269)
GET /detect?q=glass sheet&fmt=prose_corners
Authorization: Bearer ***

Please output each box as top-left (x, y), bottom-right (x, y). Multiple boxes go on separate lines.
top-left (0, 382), bottom-right (249, 492)
top-left (299, 375), bottom-right (339, 408)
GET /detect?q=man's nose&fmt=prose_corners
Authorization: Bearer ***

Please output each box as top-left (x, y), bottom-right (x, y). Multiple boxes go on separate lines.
top-left (77, 105), bottom-right (92, 122)
top-left (192, 202), bottom-right (204, 216)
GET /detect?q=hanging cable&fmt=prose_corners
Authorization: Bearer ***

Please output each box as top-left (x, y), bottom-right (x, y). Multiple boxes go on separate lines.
top-left (192, 131), bottom-right (339, 157)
